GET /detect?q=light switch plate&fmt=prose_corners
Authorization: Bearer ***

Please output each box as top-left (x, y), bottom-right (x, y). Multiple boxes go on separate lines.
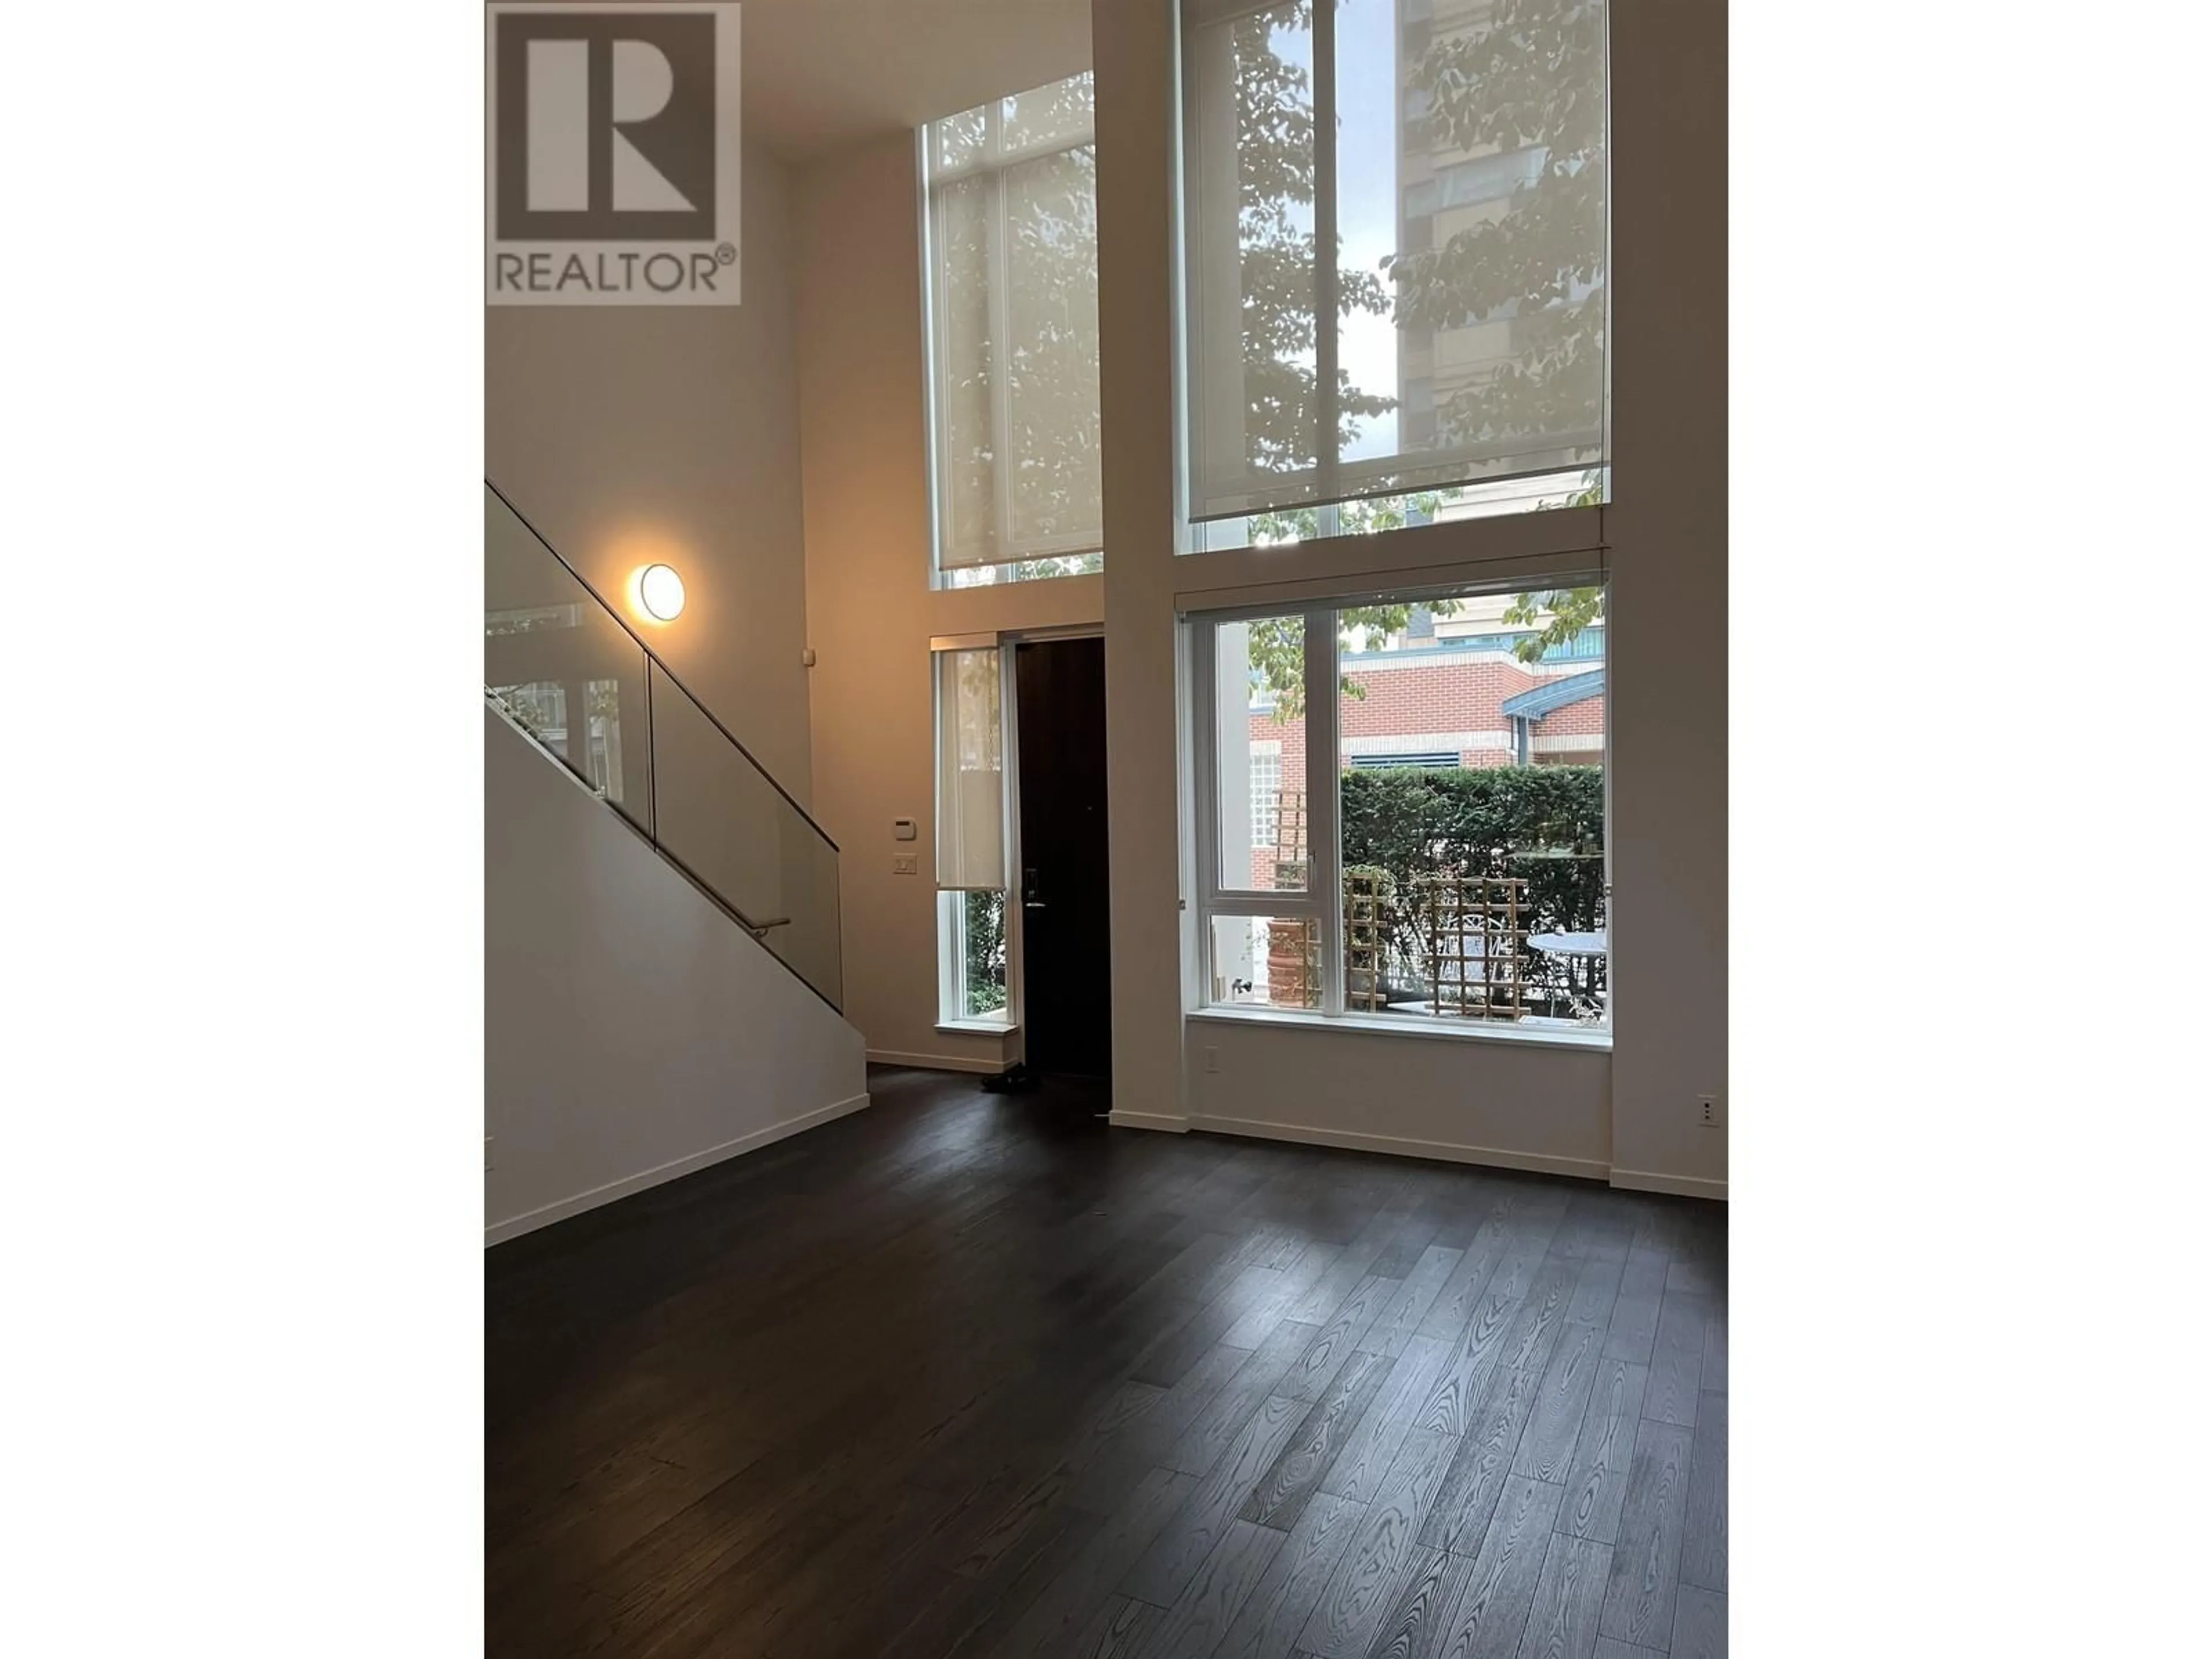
top-left (892, 854), bottom-right (919, 875)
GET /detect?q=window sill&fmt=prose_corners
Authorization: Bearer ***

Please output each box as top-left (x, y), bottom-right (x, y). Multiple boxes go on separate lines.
top-left (937, 1018), bottom-right (1017, 1037)
top-left (1187, 1004), bottom-right (1611, 1054)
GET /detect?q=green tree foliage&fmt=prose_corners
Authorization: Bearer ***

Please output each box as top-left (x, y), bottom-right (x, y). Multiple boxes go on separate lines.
top-left (1226, 2), bottom-right (1392, 474)
top-left (1385, 0), bottom-right (1607, 460)
top-left (1247, 601), bottom-right (1470, 720)
top-left (1498, 465), bottom-right (1604, 661)
top-left (1502, 584), bottom-right (1604, 664)
top-left (962, 889), bottom-right (1009, 1016)
top-left (1228, 0), bottom-right (1607, 703)
top-left (1245, 584), bottom-right (1608, 716)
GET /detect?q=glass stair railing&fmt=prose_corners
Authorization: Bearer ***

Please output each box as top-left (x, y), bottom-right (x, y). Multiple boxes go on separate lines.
top-left (484, 481), bottom-right (843, 1012)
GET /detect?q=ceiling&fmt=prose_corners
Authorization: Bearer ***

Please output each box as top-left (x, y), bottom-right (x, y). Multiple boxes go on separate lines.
top-left (738, 1), bottom-right (1094, 162)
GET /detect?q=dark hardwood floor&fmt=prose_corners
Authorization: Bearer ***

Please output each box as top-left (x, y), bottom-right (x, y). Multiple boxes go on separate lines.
top-left (488, 1067), bottom-right (1728, 1658)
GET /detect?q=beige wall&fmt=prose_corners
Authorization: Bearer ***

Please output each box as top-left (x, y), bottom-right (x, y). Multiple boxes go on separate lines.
top-left (794, 137), bottom-right (1103, 1073)
top-left (1094, 0), bottom-right (1187, 1128)
top-left (486, 145), bottom-right (816, 797)
top-left (1603, 0), bottom-right (1729, 1194)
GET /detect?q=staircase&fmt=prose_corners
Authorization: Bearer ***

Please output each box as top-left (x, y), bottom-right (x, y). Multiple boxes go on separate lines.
top-left (484, 482), bottom-right (863, 1244)
top-left (484, 480), bottom-right (842, 1011)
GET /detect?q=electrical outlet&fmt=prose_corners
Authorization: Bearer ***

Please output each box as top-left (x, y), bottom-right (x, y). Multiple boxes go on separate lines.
top-left (1203, 1046), bottom-right (1219, 1074)
top-left (484, 1135), bottom-right (495, 1172)
top-left (1696, 1094), bottom-right (1723, 1129)
top-left (892, 854), bottom-right (918, 875)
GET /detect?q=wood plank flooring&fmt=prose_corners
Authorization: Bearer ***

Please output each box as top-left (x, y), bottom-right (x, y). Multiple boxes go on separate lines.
top-left (488, 1066), bottom-right (1728, 1658)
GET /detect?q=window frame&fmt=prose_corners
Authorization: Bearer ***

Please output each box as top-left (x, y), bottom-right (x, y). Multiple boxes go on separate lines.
top-left (937, 889), bottom-right (1012, 1028)
top-left (1187, 575), bottom-right (1612, 1039)
top-left (1191, 601), bottom-right (1346, 1010)
top-left (1173, 0), bottom-right (1612, 541)
top-left (918, 80), bottom-right (1105, 588)
top-left (931, 641), bottom-right (1017, 1029)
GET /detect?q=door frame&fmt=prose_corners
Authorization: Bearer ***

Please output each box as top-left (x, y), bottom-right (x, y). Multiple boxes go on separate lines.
top-left (934, 623), bottom-right (1104, 1071)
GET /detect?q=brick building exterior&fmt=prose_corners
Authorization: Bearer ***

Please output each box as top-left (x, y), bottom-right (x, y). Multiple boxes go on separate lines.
top-left (1244, 631), bottom-right (1605, 888)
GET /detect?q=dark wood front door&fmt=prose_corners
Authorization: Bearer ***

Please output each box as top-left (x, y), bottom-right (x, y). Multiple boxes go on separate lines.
top-left (1015, 638), bottom-right (1112, 1077)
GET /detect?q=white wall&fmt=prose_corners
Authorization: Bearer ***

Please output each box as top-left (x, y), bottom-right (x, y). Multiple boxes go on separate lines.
top-left (486, 144), bottom-right (816, 797)
top-left (484, 710), bottom-right (867, 1244)
top-left (1183, 1020), bottom-right (1612, 1179)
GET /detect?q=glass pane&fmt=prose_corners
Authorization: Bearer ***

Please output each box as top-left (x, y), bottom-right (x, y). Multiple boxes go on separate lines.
top-left (1182, 0), bottom-right (1608, 527)
top-left (1333, 586), bottom-right (1607, 1025)
top-left (933, 176), bottom-right (997, 567)
top-left (1185, 1), bottom-right (1317, 520)
top-left (1209, 915), bottom-right (1320, 1010)
top-left (774, 810), bottom-right (844, 1010)
top-left (941, 551), bottom-right (1104, 589)
top-left (1003, 71), bottom-right (1094, 151)
top-left (930, 105), bottom-right (988, 176)
top-left (935, 648), bottom-right (1004, 891)
top-left (1347, 0), bottom-right (1608, 493)
top-left (926, 71), bottom-right (1102, 582)
top-left (949, 889), bottom-right (1009, 1019)
top-left (484, 484), bottom-right (842, 1014)
top-left (1214, 615), bottom-right (1308, 893)
top-left (1002, 147), bottom-right (1102, 552)
top-left (484, 488), bottom-right (650, 831)
top-left (650, 661), bottom-right (843, 1008)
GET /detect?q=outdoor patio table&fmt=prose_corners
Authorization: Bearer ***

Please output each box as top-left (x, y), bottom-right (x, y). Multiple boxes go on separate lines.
top-left (1528, 931), bottom-right (1608, 956)
top-left (1528, 931), bottom-right (1608, 1011)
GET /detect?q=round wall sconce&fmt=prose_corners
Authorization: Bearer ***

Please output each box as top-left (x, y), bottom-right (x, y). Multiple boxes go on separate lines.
top-left (635, 563), bottom-right (686, 622)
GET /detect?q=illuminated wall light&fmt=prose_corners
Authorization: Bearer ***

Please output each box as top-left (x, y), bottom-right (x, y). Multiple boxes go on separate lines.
top-left (634, 563), bottom-right (686, 622)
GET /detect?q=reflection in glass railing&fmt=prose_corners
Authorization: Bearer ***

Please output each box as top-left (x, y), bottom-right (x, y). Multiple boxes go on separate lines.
top-left (484, 484), bottom-right (844, 1012)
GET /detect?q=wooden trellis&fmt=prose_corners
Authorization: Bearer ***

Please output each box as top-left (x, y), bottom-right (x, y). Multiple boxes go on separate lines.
top-left (1270, 786), bottom-right (1309, 892)
top-left (1343, 869), bottom-right (1389, 1013)
top-left (1272, 787), bottom-right (1308, 861)
top-left (1418, 872), bottom-right (1529, 1020)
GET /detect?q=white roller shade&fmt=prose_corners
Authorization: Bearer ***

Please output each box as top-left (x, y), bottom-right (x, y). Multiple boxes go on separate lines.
top-left (923, 74), bottom-right (1103, 571)
top-left (934, 647), bottom-right (1006, 891)
top-left (1179, 0), bottom-right (1610, 525)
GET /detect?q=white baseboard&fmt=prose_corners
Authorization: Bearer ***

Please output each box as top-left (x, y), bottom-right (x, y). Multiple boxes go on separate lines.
top-left (1187, 1112), bottom-right (1609, 1183)
top-left (1108, 1109), bottom-right (1190, 1132)
top-left (867, 1049), bottom-right (1003, 1075)
top-left (1609, 1166), bottom-right (1729, 1202)
top-left (484, 1091), bottom-right (873, 1246)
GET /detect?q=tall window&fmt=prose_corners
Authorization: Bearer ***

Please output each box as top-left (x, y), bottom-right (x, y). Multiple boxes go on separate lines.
top-left (1179, 0), bottom-right (1609, 548)
top-left (1194, 580), bottom-right (1608, 1031)
top-left (922, 74), bottom-right (1105, 588)
top-left (935, 647), bottom-right (1012, 1022)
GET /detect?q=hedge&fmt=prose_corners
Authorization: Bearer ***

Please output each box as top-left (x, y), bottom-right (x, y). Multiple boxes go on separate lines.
top-left (1338, 766), bottom-right (1606, 985)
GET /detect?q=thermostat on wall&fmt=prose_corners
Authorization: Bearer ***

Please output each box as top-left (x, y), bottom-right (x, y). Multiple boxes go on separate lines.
top-left (893, 819), bottom-right (918, 842)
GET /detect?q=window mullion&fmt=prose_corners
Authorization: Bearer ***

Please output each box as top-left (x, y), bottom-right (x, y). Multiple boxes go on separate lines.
top-left (1312, 0), bottom-right (1339, 509)
top-left (998, 642), bottom-right (1025, 1046)
top-left (1192, 617), bottom-right (1220, 911)
top-left (1306, 605), bottom-right (1343, 1015)
top-left (923, 181), bottom-right (956, 574)
top-left (984, 103), bottom-right (1016, 568)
